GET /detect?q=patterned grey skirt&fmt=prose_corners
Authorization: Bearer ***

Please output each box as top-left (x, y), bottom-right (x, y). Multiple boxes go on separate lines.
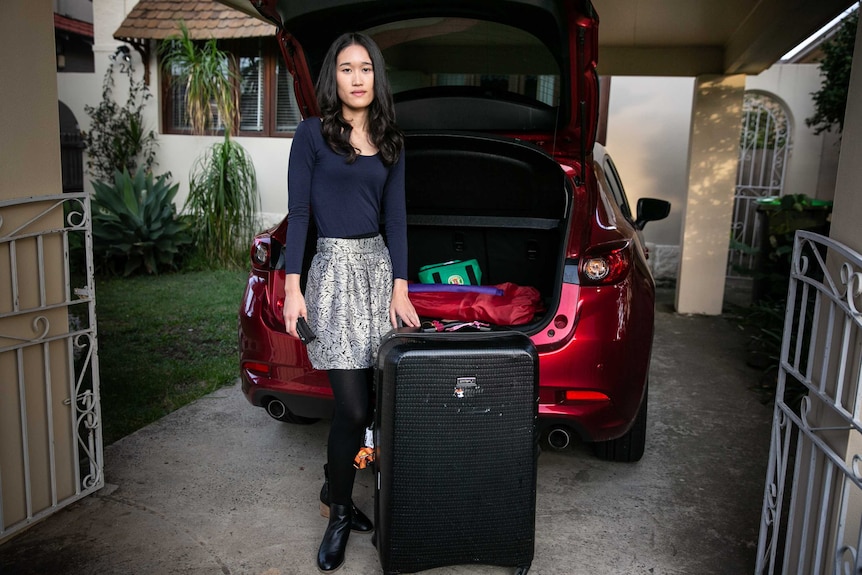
top-left (304, 235), bottom-right (393, 370)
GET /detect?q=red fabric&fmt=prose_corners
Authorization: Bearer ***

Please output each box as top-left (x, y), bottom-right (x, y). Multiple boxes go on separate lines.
top-left (409, 282), bottom-right (544, 325)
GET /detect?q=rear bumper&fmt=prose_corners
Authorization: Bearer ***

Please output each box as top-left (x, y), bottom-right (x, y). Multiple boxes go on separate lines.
top-left (534, 281), bottom-right (653, 442)
top-left (239, 275), bottom-right (653, 442)
top-left (241, 370), bottom-right (333, 419)
top-left (239, 271), bottom-right (332, 417)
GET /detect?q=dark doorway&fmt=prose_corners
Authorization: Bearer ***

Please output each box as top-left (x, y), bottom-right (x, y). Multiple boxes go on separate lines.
top-left (59, 101), bottom-right (84, 193)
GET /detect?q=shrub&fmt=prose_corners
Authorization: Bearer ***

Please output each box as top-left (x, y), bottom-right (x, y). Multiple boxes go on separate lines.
top-left (807, 10), bottom-right (858, 135)
top-left (83, 48), bottom-right (158, 181)
top-left (91, 169), bottom-right (192, 275)
top-left (186, 139), bottom-right (259, 268)
top-left (733, 194), bottom-right (831, 409)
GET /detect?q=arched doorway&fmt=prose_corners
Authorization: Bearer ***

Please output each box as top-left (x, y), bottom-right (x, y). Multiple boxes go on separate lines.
top-left (727, 91), bottom-right (792, 278)
top-left (58, 101), bottom-right (84, 193)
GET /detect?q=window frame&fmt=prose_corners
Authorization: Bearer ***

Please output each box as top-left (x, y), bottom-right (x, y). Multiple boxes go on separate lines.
top-left (603, 156), bottom-right (633, 221)
top-left (160, 37), bottom-right (299, 138)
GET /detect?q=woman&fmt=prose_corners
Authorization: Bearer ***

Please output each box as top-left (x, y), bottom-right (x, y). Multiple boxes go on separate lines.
top-left (281, 32), bottom-right (420, 572)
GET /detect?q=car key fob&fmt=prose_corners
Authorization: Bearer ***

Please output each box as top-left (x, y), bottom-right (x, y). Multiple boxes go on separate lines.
top-left (295, 316), bottom-right (316, 345)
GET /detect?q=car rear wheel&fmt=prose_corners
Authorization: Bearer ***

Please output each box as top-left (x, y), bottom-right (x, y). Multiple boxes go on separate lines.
top-left (592, 381), bottom-right (647, 462)
top-left (264, 397), bottom-right (319, 425)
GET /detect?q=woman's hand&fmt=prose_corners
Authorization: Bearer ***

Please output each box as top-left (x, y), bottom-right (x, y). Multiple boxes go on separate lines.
top-left (390, 278), bottom-right (420, 328)
top-left (283, 273), bottom-right (308, 339)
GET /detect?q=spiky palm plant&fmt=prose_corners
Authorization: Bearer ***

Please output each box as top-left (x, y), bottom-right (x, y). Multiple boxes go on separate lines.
top-left (159, 21), bottom-right (260, 267)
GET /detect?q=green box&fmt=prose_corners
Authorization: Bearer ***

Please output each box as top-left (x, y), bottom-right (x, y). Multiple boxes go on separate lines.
top-left (417, 259), bottom-right (482, 285)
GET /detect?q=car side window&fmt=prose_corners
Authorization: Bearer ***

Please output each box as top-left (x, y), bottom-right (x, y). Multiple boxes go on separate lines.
top-left (603, 157), bottom-right (633, 220)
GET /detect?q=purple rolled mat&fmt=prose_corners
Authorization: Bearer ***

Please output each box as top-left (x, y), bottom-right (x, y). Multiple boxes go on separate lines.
top-left (408, 283), bottom-right (504, 296)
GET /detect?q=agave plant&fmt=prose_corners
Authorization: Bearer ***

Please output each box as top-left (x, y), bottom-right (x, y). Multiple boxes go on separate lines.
top-left (91, 169), bottom-right (192, 276)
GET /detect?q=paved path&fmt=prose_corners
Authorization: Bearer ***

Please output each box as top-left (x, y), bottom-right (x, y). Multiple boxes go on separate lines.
top-left (0, 289), bottom-right (772, 574)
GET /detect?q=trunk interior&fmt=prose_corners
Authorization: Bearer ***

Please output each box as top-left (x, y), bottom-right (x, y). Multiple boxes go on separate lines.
top-left (403, 133), bottom-right (571, 327)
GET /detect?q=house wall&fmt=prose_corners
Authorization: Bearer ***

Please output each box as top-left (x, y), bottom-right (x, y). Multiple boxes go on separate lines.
top-left (745, 63), bottom-right (839, 202)
top-left (604, 65), bottom-right (832, 283)
top-left (57, 72), bottom-right (101, 141)
top-left (54, 0), bottom-right (92, 22)
top-left (1, 0), bottom-right (75, 540)
top-left (605, 76), bottom-right (694, 281)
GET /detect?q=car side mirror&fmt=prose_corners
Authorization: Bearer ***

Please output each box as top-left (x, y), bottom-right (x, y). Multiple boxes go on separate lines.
top-left (634, 198), bottom-right (671, 230)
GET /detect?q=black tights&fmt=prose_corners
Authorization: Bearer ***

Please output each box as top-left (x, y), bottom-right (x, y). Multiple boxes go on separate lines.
top-left (326, 368), bottom-right (373, 505)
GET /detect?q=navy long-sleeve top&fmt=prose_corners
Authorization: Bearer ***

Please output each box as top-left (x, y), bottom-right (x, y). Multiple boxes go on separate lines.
top-left (284, 117), bottom-right (408, 279)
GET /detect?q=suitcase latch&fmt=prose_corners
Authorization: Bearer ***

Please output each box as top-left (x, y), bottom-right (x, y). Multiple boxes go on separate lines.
top-left (454, 377), bottom-right (480, 398)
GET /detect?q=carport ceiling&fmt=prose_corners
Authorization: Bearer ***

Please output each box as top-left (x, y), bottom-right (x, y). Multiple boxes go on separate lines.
top-left (594, 0), bottom-right (857, 76)
top-left (217, 0), bottom-right (857, 76)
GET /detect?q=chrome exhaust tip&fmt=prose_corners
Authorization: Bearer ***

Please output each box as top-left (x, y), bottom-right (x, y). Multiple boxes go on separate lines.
top-left (265, 399), bottom-right (287, 420)
top-left (547, 426), bottom-right (572, 450)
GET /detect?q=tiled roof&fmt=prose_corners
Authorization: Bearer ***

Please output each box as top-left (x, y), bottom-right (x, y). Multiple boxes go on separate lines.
top-left (113, 0), bottom-right (275, 41)
top-left (55, 13), bottom-right (94, 38)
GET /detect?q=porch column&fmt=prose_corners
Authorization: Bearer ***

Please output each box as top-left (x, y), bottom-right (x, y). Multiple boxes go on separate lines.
top-left (1, 0), bottom-right (75, 542)
top-left (830, 15), bottom-right (862, 255)
top-left (675, 74), bottom-right (746, 315)
top-left (818, 11), bottom-right (862, 559)
top-left (778, 13), bottom-right (862, 564)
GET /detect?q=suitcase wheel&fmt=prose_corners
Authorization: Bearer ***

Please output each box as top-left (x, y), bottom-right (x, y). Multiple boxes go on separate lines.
top-left (515, 567), bottom-right (530, 575)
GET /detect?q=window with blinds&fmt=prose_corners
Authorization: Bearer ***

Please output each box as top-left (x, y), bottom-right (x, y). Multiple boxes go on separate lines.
top-left (166, 61), bottom-right (225, 133)
top-left (276, 60), bottom-right (301, 133)
top-left (163, 38), bottom-right (301, 137)
top-left (239, 54), bottom-right (264, 132)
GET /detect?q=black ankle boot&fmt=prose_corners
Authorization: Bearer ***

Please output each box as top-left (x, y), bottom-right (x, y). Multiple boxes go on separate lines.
top-left (320, 465), bottom-right (374, 533)
top-left (317, 503), bottom-right (351, 572)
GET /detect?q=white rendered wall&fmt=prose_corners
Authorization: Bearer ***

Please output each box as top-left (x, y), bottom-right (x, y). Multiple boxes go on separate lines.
top-left (745, 63), bottom-right (833, 201)
top-left (605, 76), bottom-right (694, 281)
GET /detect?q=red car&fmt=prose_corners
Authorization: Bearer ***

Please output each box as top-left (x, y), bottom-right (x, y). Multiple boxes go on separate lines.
top-left (237, 0), bottom-right (670, 462)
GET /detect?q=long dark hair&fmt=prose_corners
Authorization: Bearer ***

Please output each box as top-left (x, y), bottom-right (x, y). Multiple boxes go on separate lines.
top-left (316, 32), bottom-right (403, 166)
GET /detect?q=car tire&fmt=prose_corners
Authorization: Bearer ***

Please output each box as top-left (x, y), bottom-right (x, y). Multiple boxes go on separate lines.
top-left (592, 381), bottom-right (647, 462)
top-left (264, 397), bottom-right (319, 425)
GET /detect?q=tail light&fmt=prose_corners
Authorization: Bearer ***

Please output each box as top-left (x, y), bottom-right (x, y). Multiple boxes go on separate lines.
top-left (242, 361), bottom-right (271, 376)
top-left (580, 240), bottom-right (631, 286)
top-left (565, 390), bottom-right (610, 402)
top-left (251, 239), bottom-right (270, 267)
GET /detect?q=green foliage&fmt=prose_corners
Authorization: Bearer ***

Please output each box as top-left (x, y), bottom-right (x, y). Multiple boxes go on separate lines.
top-left (158, 22), bottom-right (237, 134)
top-left (158, 22), bottom-right (260, 268)
top-left (96, 269), bottom-right (247, 444)
top-left (186, 139), bottom-right (259, 267)
top-left (735, 298), bottom-right (810, 411)
top-left (83, 50), bottom-right (158, 181)
top-left (732, 194), bottom-right (832, 408)
top-left (756, 195), bottom-right (832, 300)
top-left (92, 169), bottom-right (192, 276)
top-left (807, 10), bottom-right (858, 135)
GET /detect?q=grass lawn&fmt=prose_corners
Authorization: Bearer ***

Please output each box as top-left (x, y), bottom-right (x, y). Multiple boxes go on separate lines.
top-left (95, 268), bottom-right (249, 444)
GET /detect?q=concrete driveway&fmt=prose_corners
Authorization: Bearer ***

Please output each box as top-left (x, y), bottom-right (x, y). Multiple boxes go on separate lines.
top-left (0, 288), bottom-right (773, 574)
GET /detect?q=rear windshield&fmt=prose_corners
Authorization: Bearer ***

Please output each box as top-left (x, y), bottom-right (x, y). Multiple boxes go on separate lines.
top-left (365, 18), bottom-right (561, 130)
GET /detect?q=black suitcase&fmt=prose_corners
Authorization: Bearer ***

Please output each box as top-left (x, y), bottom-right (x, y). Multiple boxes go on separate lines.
top-left (374, 328), bottom-right (539, 575)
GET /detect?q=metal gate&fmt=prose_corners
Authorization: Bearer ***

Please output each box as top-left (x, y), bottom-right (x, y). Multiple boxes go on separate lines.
top-left (728, 92), bottom-right (792, 278)
top-left (756, 231), bottom-right (862, 574)
top-left (0, 193), bottom-right (103, 541)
